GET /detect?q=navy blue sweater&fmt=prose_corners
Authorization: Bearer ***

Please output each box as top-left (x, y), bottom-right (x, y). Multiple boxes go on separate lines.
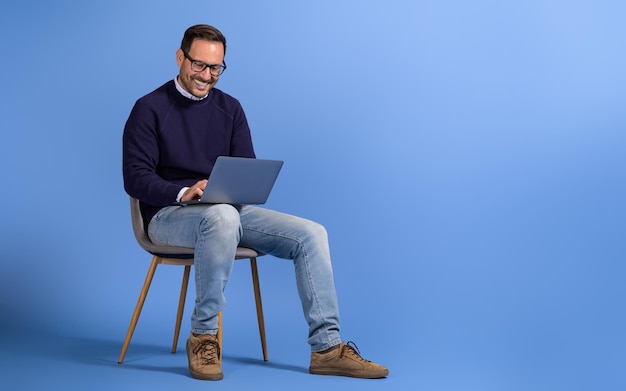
top-left (123, 80), bottom-right (256, 226)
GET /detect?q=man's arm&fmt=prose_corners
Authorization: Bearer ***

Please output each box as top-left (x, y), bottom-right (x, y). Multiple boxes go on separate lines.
top-left (227, 96), bottom-right (256, 159)
top-left (122, 100), bottom-right (182, 206)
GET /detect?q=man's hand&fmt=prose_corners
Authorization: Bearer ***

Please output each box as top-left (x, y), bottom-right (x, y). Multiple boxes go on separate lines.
top-left (181, 179), bottom-right (208, 202)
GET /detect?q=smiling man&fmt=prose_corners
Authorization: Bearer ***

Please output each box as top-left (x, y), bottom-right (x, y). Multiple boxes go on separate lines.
top-left (122, 24), bottom-right (388, 381)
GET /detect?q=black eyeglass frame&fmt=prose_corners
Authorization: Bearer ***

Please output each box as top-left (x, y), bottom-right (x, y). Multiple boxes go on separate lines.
top-left (182, 51), bottom-right (227, 76)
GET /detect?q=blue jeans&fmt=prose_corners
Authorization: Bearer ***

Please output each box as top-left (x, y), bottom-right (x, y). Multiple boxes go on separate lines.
top-left (148, 204), bottom-right (341, 352)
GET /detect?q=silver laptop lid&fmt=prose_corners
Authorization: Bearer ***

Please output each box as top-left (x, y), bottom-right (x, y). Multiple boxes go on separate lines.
top-left (199, 156), bottom-right (283, 204)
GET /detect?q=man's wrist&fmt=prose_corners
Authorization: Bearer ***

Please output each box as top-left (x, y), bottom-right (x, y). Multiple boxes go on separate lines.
top-left (176, 187), bottom-right (189, 202)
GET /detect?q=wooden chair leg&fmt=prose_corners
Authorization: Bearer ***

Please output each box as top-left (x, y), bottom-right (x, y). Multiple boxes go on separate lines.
top-left (172, 264), bottom-right (191, 353)
top-left (250, 257), bottom-right (268, 361)
top-left (217, 311), bottom-right (223, 354)
top-left (118, 256), bottom-right (160, 364)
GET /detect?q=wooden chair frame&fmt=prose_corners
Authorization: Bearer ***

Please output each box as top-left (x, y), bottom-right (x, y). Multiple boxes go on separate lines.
top-left (118, 198), bottom-right (268, 364)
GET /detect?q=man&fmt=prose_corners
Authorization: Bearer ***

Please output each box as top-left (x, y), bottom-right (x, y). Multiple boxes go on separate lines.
top-left (123, 24), bottom-right (388, 381)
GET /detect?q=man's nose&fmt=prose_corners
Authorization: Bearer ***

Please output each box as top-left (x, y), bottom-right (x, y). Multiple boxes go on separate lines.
top-left (197, 67), bottom-right (214, 79)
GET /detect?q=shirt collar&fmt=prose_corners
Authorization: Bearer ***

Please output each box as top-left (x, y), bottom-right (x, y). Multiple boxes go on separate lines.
top-left (174, 76), bottom-right (209, 101)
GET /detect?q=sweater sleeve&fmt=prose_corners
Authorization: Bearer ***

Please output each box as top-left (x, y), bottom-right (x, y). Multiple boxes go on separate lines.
top-left (122, 99), bottom-right (183, 206)
top-left (229, 99), bottom-right (256, 159)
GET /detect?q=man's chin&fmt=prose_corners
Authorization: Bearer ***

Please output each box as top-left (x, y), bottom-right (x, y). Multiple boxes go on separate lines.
top-left (191, 86), bottom-right (212, 98)
top-left (193, 82), bottom-right (216, 97)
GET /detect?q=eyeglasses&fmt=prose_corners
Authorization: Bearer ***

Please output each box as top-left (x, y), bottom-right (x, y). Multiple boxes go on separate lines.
top-left (183, 51), bottom-right (227, 76)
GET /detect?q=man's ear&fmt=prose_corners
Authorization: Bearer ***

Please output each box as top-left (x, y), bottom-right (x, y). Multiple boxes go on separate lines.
top-left (176, 48), bottom-right (184, 68)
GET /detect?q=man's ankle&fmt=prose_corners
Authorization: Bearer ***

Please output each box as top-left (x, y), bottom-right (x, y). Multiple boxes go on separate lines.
top-left (317, 344), bottom-right (340, 354)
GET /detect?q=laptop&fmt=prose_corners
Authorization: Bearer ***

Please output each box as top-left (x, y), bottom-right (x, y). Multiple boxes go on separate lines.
top-left (176, 156), bottom-right (283, 206)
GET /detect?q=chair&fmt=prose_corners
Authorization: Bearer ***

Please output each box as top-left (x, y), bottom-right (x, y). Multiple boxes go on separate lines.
top-left (118, 197), bottom-right (268, 364)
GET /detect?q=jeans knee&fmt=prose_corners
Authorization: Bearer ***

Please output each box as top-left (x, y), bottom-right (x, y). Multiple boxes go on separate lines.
top-left (302, 219), bottom-right (328, 244)
top-left (198, 204), bottom-right (242, 239)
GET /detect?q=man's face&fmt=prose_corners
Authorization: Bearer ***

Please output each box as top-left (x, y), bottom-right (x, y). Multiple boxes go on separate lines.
top-left (176, 39), bottom-right (225, 98)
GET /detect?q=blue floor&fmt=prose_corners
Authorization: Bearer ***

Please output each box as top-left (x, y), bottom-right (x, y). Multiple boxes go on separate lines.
top-left (3, 253), bottom-right (624, 391)
top-left (3, 329), bottom-right (397, 390)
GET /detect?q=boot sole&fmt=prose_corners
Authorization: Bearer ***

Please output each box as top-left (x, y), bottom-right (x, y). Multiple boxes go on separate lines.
top-left (189, 369), bottom-right (224, 381)
top-left (309, 367), bottom-right (389, 379)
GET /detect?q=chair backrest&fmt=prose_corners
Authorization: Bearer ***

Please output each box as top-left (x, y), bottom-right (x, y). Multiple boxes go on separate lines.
top-left (130, 197), bottom-right (195, 257)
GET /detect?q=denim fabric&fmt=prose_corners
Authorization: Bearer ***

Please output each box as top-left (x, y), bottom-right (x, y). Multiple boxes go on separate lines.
top-left (148, 204), bottom-right (341, 352)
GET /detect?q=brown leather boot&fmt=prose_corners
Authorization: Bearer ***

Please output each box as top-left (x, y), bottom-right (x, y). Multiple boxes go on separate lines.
top-left (309, 341), bottom-right (389, 378)
top-left (186, 332), bottom-right (223, 380)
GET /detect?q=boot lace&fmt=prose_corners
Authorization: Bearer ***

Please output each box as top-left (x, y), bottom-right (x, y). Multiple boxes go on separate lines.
top-left (341, 341), bottom-right (371, 363)
top-left (193, 338), bottom-right (221, 364)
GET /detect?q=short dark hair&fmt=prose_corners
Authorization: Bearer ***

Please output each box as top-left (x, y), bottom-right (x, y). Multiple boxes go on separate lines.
top-left (180, 24), bottom-right (227, 54)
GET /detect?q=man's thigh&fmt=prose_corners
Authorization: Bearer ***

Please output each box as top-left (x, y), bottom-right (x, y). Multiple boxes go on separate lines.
top-left (238, 205), bottom-right (325, 257)
top-left (148, 204), bottom-right (241, 247)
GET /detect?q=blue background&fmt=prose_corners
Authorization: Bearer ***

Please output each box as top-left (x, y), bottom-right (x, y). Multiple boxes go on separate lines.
top-left (1, 1), bottom-right (624, 390)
